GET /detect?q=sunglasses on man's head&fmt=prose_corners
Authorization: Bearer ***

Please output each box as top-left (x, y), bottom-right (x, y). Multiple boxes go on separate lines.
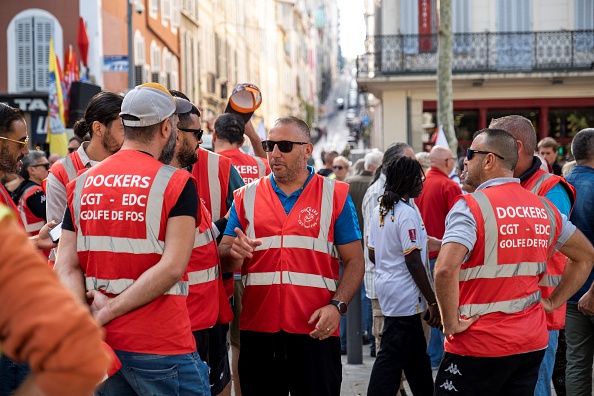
top-left (262, 140), bottom-right (308, 153)
top-left (466, 149), bottom-right (505, 161)
top-left (178, 127), bottom-right (204, 141)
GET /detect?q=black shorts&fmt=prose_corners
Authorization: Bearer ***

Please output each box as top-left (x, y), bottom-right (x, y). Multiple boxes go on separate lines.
top-left (434, 349), bottom-right (545, 396)
top-left (193, 324), bottom-right (231, 395)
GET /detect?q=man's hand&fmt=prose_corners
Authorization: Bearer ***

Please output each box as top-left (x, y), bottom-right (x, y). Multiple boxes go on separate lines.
top-left (33, 220), bottom-right (59, 250)
top-left (578, 291), bottom-right (594, 316)
top-left (541, 297), bottom-right (556, 314)
top-left (86, 290), bottom-right (116, 327)
top-left (442, 315), bottom-right (479, 337)
top-left (426, 305), bottom-right (441, 328)
top-left (230, 228), bottom-right (262, 260)
top-left (308, 305), bottom-right (341, 340)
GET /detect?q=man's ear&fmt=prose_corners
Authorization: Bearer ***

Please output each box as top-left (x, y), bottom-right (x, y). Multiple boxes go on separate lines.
top-left (92, 120), bottom-right (103, 138)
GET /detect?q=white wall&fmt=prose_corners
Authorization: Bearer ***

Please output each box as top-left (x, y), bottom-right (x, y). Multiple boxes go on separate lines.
top-left (80, 0), bottom-right (103, 86)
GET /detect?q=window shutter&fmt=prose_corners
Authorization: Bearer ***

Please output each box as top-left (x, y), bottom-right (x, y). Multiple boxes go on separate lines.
top-left (400, 1), bottom-right (418, 54)
top-left (34, 17), bottom-right (53, 91)
top-left (16, 18), bottom-right (34, 92)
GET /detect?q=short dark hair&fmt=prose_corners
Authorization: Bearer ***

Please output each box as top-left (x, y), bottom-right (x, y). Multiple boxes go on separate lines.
top-left (572, 128), bottom-right (594, 164)
top-left (0, 103), bottom-right (25, 137)
top-left (73, 91), bottom-right (123, 139)
top-left (169, 90), bottom-right (201, 126)
top-left (475, 128), bottom-right (519, 171)
top-left (214, 113), bottom-right (245, 145)
top-left (69, 136), bottom-right (83, 145)
top-left (272, 116), bottom-right (310, 140)
top-left (489, 115), bottom-right (536, 155)
top-left (120, 115), bottom-right (163, 144)
top-left (538, 137), bottom-right (559, 151)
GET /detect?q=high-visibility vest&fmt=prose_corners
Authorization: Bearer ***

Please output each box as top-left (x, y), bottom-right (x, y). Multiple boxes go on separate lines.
top-left (446, 182), bottom-right (562, 357)
top-left (0, 184), bottom-right (23, 227)
top-left (50, 151), bottom-right (85, 189)
top-left (68, 150), bottom-right (196, 355)
top-left (234, 174), bottom-right (348, 335)
top-left (217, 148), bottom-right (270, 185)
top-left (522, 169), bottom-right (576, 330)
top-left (17, 184), bottom-right (45, 234)
top-left (187, 201), bottom-right (233, 330)
top-left (192, 147), bottom-right (235, 298)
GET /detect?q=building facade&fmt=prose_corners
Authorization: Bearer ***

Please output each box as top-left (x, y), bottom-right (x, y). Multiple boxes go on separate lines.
top-left (358, 0), bottom-right (594, 158)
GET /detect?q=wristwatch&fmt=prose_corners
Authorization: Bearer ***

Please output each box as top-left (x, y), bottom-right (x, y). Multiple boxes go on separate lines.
top-left (330, 300), bottom-right (347, 316)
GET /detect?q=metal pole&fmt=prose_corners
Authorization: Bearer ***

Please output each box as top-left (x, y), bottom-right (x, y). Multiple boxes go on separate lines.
top-left (127, 0), bottom-right (134, 89)
top-left (346, 285), bottom-right (363, 364)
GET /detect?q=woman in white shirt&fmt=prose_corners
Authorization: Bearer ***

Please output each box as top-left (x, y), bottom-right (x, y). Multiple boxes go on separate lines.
top-left (367, 155), bottom-right (441, 396)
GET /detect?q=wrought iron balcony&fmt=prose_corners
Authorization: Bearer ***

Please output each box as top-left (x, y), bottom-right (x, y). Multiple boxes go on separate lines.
top-left (357, 30), bottom-right (594, 77)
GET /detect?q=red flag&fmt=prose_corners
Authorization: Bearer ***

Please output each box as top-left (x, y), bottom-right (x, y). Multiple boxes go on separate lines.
top-left (77, 17), bottom-right (89, 67)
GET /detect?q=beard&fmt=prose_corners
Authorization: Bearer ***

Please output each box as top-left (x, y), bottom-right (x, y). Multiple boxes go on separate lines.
top-left (158, 129), bottom-right (178, 164)
top-left (102, 127), bottom-right (123, 155)
top-left (270, 154), bottom-right (302, 184)
top-left (0, 143), bottom-right (21, 174)
top-left (175, 138), bottom-right (198, 168)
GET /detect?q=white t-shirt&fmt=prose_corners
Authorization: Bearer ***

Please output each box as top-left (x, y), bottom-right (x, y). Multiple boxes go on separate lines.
top-left (368, 200), bottom-right (428, 317)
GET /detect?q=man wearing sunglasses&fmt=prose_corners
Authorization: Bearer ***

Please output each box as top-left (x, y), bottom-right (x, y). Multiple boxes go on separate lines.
top-left (434, 128), bottom-right (594, 395)
top-left (219, 116), bottom-right (364, 396)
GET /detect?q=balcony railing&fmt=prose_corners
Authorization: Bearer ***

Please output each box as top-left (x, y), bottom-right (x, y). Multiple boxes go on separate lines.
top-left (357, 30), bottom-right (594, 77)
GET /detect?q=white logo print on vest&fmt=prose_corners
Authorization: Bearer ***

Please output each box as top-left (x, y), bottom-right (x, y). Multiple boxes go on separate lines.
top-left (439, 380), bottom-right (458, 392)
top-left (298, 207), bottom-right (319, 229)
top-left (445, 363), bottom-right (462, 376)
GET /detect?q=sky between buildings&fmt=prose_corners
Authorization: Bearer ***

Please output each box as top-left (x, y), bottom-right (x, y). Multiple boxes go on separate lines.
top-left (337, 0), bottom-right (365, 59)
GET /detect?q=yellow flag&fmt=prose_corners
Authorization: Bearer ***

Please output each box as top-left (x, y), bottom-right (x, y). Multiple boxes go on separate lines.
top-left (47, 38), bottom-right (68, 157)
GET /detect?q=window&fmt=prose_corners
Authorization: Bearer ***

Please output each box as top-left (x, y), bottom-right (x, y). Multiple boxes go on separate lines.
top-left (150, 0), bottom-right (159, 18)
top-left (150, 41), bottom-right (161, 83)
top-left (453, 0), bottom-right (471, 52)
top-left (400, 1), bottom-right (418, 54)
top-left (497, 0), bottom-right (532, 69)
top-left (134, 31), bottom-right (146, 85)
top-left (162, 0), bottom-right (171, 26)
top-left (8, 9), bottom-right (63, 93)
top-left (171, 0), bottom-right (180, 30)
top-left (170, 57), bottom-right (179, 91)
top-left (575, 0), bottom-right (594, 50)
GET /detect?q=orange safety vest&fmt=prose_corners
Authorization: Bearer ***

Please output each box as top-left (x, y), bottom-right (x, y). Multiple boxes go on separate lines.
top-left (192, 147), bottom-right (235, 298)
top-left (217, 148), bottom-right (270, 185)
top-left (234, 174), bottom-right (348, 335)
top-left (522, 169), bottom-right (576, 330)
top-left (0, 184), bottom-right (23, 228)
top-left (446, 182), bottom-right (562, 357)
top-left (68, 150), bottom-right (196, 355)
top-left (187, 201), bottom-right (233, 331)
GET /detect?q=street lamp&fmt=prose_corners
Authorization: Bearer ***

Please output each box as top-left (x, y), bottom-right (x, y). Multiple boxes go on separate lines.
top-left (127, 0), bottom-right (145, 89)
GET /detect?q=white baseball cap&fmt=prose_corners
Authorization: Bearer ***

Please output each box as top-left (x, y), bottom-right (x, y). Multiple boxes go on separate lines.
top-left (120, 82), bottom-right (192, 127)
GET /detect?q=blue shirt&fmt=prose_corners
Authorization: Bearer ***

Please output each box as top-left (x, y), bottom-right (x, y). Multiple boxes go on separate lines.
top-left (224, 166), bottom-right (362, 245)
top-left (565, 165), bottom-right (594, 303)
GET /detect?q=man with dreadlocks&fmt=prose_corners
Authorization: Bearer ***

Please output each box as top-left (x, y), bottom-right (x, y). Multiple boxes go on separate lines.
top-left (366, 156), bottom-right (442, 396)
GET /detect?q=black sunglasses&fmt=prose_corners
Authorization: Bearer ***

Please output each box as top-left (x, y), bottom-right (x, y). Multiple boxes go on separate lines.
top-left (31, 163), bottom-right (50, 170)
top-left (262, 140), bottom-right (308, 153)
top-left (466, 149), bottom-right (505, 161)
top-left (68, 147), bottom-right (77, 153)
top-left (178, 127), bottom-right (204, 141)
top-left (333, 165), bottom-right (344, 170)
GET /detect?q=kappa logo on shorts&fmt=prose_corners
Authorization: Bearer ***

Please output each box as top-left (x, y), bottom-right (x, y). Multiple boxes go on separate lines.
top-left (408, 229), bottom-right (417, 242)
top-left (445, 363), bottom-right (462, 376)
top-left (298, 207), bottom-right (319, 229)
top-left (439, 380), bottom-right (458, 392)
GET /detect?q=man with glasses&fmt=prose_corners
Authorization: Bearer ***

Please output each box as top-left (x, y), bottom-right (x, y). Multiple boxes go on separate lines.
top-left (55, 83), bottom-right (211, 395)
top-left (434, 128), bottom-right (594, 395)
top-left (219, 116), bottom-right (364, 396)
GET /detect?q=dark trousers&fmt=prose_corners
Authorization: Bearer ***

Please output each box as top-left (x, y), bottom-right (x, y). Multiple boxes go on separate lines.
top-left (239, 330), bottom-right (341, 396)
top-left (368, 314), bottom-right (434, 396)
top-left (193, 323), bottom-right (231, 395)
top-left (434, 349), bottom-right (546, 395)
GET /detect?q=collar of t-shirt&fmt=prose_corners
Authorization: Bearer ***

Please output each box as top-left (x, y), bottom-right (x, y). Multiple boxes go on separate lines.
top-left (78, 141), bottom-right (101, 168)
top-left (269, 165), bottom-right (315, 215)
top-left (476, 177), bottom-right (520, 191)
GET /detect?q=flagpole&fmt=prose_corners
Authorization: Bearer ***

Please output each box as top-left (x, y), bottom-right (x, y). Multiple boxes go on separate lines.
top-left (127, 0), bottom-right (134, 89)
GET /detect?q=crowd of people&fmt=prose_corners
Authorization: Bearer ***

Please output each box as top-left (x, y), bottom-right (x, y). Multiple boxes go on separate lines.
top-left (0, 84), bottom-right (594, 396)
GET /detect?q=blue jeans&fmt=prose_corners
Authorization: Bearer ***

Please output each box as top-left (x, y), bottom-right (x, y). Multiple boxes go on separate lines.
top-left (96, 350), bottom-right (211, 396)
top-left (0, 355), bottom-right (30, 396)
top-left (534, 330), bottom-right (559, 396)
top-left (426, 257), bottom-right (444, 367)
top-left (361, 282), bottom-right (375, 353)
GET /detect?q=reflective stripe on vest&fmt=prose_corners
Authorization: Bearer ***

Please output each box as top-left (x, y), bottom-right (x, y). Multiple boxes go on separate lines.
top-left (19, 185), bottom-right (45, 233)
top-left (188, 265), bottom-right (219, 285)
top-left (459, 289), bottom-right (542, 317)
top-left (61, 155), bottom-right (79, 182)
top-left (193, 227), bottom-right (215, 248)
top-left (460, 192), bottom-right (547, 281)
top-left (243, 176), bottom-right (337, 253)
top-left (85, 276), bottom-right (189, 296)
top-left (207, 153), bottom-right (221, 220)
top-left (254, 157), bottom-right (266, 177)
top-left (539, 274), bottom-right (562, 287)
top-left (242, 271), bottom-right (338, 292)
top-left (72, 166), bottom-right (176, 254)
top-left (529, 173), bottom-right (553, 195)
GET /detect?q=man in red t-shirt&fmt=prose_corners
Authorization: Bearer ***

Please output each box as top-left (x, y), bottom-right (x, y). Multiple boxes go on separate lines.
top-left (415, 145), bottom-right (462, 368)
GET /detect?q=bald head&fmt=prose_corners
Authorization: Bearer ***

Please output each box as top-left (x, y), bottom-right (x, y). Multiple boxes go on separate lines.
top-left (429, 146), bottom-right (455, 175)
